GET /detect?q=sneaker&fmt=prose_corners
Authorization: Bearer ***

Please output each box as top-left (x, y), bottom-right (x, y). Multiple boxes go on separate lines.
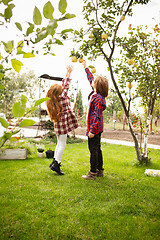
top-left (82, 171), bottom-right (97, 180)
top-left (97, 169), bottom-right (104, 177)
top-left (50, 160), bottom-right (64, 175)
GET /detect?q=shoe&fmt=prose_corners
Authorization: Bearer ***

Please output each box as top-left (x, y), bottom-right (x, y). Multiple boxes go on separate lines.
top-left (97, 169), bottom-right (104, 177)
top-left (50, 160), bottom-right (64, 175)
top-left (82, 171), bottom-right (97, 180)
top-left (49, 159), bottom-right (55, 168)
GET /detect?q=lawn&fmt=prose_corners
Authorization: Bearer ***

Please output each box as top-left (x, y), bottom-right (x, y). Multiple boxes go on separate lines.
top-left (0, 141), bottom-right (160, 240)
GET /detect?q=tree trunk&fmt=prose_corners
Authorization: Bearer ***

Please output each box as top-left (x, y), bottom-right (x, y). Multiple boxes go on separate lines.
top-left (143, 114), bottom-right (152, 158)
top-left (107, 60), bottom-right (142, 163)
top-left (127, 117), bottom-right (142, 163)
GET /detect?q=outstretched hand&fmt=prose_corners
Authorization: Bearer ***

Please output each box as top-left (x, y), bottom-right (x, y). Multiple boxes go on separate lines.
top-left (66, 65), bottom-right (73, 78)
top-left (82, 60), bottom-right (87, 69)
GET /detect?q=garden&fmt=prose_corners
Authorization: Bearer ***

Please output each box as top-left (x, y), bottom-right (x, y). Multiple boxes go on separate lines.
top-left (0, 139), bottom-right (160, 240)
top-left (0, 0), bottom-right (160, 239)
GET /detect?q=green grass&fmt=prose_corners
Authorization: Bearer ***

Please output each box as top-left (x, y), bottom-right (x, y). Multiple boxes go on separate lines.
top-left (0, 142), bottom-right (160, 240)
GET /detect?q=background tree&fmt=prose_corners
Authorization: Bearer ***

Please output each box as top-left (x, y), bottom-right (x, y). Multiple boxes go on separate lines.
top-left (74, 0), bottom-right (152, 164)
top-left (153, 97), bottom-right (160, 127)
top-left (103, 89), bottom-right (123, 124)
top-left (0, 70), bottom-right (40, 117)
top-left (115, 24), bottom-right (160, 159)
top-left (74, 90), bottom-right (84, 117)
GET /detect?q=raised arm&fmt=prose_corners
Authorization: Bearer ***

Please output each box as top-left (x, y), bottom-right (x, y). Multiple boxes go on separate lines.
top-left (62, 65), bottom-right (73, 97)
top-left (82, 60), bottom-right (94, 88)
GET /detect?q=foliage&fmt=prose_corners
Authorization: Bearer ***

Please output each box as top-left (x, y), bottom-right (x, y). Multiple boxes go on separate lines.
top-left (0, 0), bottom-right (75, 72)
top-left (0, 95), bottom-right (50, 148)
top-left (1, 140), bottom-right (35, 155)
top-left (74, 89), bottom-right (84, 117)
top-left (0, 70), bottom-right (40, 117)
top-left (0, 142), bottom-right (160, 239)
top-left (105, 89), bottom-right (123, 115)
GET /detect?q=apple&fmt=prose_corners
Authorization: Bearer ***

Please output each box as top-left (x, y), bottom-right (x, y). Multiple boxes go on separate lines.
top-left (79, 58), bottom-right (84, 63)
top-left (128, 24), bottom-right (132, 30)
top-left (101, 33), bottom-right (108, 40)
top-left (89, 33), bottom-right (94, 39)
top-left (127, 82), bottom-right (133, 89)
top-left (128, 58), bottom-right (134, 65)
top-left (121, 16), bottom-right (125, 21)
top-left (91, 68), bottom-right (96, 73)
top-left (71, 56), bottom-right (77, 62)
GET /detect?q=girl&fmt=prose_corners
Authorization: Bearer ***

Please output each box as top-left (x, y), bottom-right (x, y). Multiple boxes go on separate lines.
top-left (46, 65), bottom-right (78, 175)
top-left (82, 60), bottom-right (109, 180)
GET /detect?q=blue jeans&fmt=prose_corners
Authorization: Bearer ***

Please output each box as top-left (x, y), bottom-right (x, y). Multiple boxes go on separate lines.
top-left (88, 132), bottom-right (103, 173)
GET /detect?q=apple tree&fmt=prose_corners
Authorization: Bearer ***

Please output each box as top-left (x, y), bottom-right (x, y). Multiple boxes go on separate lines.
top-left (114, 24), bottom-right (160, 162)
top-left (73, 0), bottom-right (151, 164)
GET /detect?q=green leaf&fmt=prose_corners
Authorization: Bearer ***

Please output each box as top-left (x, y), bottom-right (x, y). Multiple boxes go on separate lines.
top-left (10, 137), bottom-right (18, 142)
top-left (0, 85), bottom-right (5, 89)
top-left (23, 53), bottom-right (35, 58)
top-left (61, 29), bottom-right (73, 34)
top-left (17, 40), bottom-right (23, 52)
top-left (63, 13), bottom-right (76, 19)
top-left (0, 117), bottom-right (9, 128)
top-left (12, 101), bottom-right (26, 118)
top-left (34, 97), bottom-right (50, 107)
top-left (58, 0), bottom-right (67, 14)
top-left (55, 39), bottom-right (63, 45)
top-left (21, 95), bottom-right (28, 105)
top-left (26, 23), bottom-right (34, 36)
top-left (11, 59), bottom-right (23, 72)
top-left (4, 4), bottom-right (15, 21)
top-left (35, 30), bottom-right (48, 43)
top-left (2, 0), bottom-right (13, 6)
top-left (3, 40), bottom-right (14, 53)
top-left (0, 73), bottom-right (4, 79)
top-left (33, 6), bottom-right (42, 25)
top-left (43, 1), bottom-right (54, 19)
top-left (19, 119), bottom-right (36, 127)
top-left (15, 22), bottom-right (22, 31)
top-left (26, 106), bottom-right (38, 116)
top-left (47, 20), bottom-right (58, 36)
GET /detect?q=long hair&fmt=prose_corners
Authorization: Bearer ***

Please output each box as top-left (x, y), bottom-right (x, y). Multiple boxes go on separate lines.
top-left (46, 84), bottom-right (63, 123)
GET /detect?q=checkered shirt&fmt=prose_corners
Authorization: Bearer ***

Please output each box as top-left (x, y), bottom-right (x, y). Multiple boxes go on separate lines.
top-left (85, 68), bottom-right (106, 136)
top-left (54, 77), bottom-right (78, 135)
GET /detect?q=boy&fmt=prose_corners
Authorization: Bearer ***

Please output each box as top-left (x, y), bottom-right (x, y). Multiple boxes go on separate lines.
top-left (82, 60), bottom-right (109, 180)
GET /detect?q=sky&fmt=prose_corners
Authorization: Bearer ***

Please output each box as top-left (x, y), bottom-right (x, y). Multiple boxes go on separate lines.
top-left (1, 0), bottom-right (160, 107)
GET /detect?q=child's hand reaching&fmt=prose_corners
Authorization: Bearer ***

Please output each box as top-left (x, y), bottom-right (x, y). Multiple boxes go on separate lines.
top-left (66, 65), bottom-right (73, 78)
top-left (82, 60), bottom-right (87, 69)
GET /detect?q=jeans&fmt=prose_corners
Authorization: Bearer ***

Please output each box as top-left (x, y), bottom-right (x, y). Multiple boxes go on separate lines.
top-left (54, 134), bottom-right (67, 163)
top-left (88, 132), bottom-right (103, 173)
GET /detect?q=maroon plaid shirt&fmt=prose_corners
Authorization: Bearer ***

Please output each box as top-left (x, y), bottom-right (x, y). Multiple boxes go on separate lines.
top-left (85, 68), bottom-right (106, 136)
top-left (54, 77), bottom-right (78, 135)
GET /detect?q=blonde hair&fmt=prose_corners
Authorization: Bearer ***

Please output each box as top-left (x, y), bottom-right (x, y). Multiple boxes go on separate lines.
top-left (94, 76), bottom-right (109, 98)
top-left (46, 84), bottom-right (63, 123)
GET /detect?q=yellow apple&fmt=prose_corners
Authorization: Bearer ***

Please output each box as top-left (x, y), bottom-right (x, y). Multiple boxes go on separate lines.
top-left (121, 16), bottom-right (125, 21)
top-left (89, 33), bottom-right (94, 39)
top-left (127, 82), bottom-right (133, 89)
top-left (128, 58), bottom-right (134, 65)
top-left (71, 56), bottom-right (77, 62)
top-left (91, 68), bottom-right (96, 73)
top-left (101, 33), bottom-right (108, 40)
top-left (79, 58), bottom-right (84, 63)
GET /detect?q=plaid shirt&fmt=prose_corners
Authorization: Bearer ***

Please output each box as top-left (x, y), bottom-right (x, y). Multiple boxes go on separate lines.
top-left (54, 77), bottom-right (78, 135)
top-left (85, 68), bottom-right (106, 136)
